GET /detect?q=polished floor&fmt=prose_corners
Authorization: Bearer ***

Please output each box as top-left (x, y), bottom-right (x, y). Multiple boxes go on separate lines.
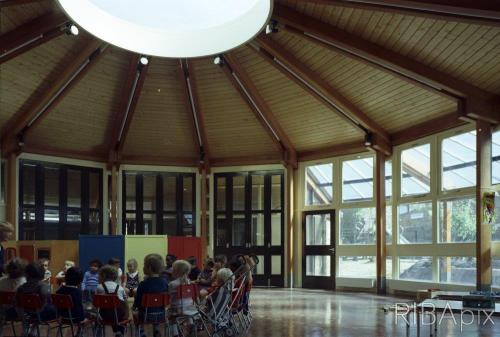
top-left (247, 288), bottom-right (500, 337)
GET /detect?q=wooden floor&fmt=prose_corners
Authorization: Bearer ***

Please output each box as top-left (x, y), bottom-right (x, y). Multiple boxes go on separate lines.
top-left (247, 288), bottom-right (500, 337)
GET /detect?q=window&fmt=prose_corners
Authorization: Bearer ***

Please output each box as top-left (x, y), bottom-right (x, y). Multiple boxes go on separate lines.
top-left (399, 256), bottom-right (432, 281)
top-left (386, 206), bottom-right (392, 244)
top-left (439, 257), bottom-right (476, 285)
top-left (398, 202), bottom-right (432, 244)
top-left (493, 131), bottom-right (500, 185)
top-left (493, 258), bottom-right (500, 287)
top-left (438, 197), bottom-right (476, 243)
top-left (0, 161), bottom-right (5, 204)
top-left (306, 255), bottom-right (331, 277)
top-left (386, 257), bottom-right (393, 279)
top-left (19, 160), bottom-right (103, 240)
top-left (339, 208), bottom-right (376, 245)
top-left (338, 256), bottom-right (375, 278)
top-left (342, 157), bottom-right (373, 202)
top-left (491, 192), bottom-right (500, 241)
top-left (306, 213), bottom-right (331, 246)
top-left (442, 131), bottom-right (476, 190)
top-left (401, 144), bottom-right (431, 196)
top-left (123, 172), bottom-right (196, 236)
top-left (305, 164), bottom-right (332, 205)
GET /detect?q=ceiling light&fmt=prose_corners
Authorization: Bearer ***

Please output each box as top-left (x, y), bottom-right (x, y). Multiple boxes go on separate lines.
top-left (265, 20), bottom-right (279, 34)
top-left (364, 133), bottom-right (373, 147)
top-left (65, 23), bottom-right (79, 36)
top-left (213, 55), bottom-right (224, 66)
top-left (139, 56), bottom-right (149, 65)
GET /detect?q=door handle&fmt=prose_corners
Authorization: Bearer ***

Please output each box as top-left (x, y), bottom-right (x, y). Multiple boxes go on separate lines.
top-left (226, 243), bottom-right (229, 249)
top-left (329, 248), bottom-right (335, 253)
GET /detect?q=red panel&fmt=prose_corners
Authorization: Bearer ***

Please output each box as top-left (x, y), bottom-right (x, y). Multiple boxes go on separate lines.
top-left (19, 245), bottom-right (35, 262)
top-left (168, 236), bottom-right (203, 268)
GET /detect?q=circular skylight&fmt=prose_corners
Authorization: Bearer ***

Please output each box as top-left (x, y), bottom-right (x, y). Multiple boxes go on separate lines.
top-left (56, 0), bottom-right (273, 58)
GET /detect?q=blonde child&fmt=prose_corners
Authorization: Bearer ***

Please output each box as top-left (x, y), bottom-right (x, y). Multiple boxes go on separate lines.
top-left (132, 254), bottom-right (168, 337)
top-left (203, 268), bottom-right (232, 319)
top-left (39, 258), bottom-right (51, 285)
top-left (124, 258), bottom-right (140, 297)
top-left (168, 260), bottom-right (197, 336)
top-left (55, 260), bottom-right (75, 285)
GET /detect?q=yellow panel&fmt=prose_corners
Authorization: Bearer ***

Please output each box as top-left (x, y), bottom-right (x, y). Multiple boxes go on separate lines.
top-left (124, 235), bottom-right (168, 279)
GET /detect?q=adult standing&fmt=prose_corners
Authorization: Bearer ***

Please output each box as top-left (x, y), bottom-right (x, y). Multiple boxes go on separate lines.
top-left (0, 221), bottom-right (14, 275)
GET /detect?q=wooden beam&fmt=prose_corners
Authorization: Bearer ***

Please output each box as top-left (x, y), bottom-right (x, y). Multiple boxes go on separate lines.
top-left (210, 154), bottom-right (282, 167)
top-left (110, 165), bottom-right (118, 235)
top-left (5, 153), bottom-right (17, 239)
top-left (107, 54), bottom-right (149, 164)
top-left (178, 59), bottom-right (211, 168)
top-left (273, 4), bottom-right (499, 123)
top-left (256, 35), bottom-right (390, 143)
top-left (0, 0), bottom-right (45, 7)
top-left (0, 40), bottom-right (103, 155)
top-left (476, 121), bottom-right (493, 290)
top-left (298, 141), bottom-right (368, 161)
top-left (375, 151), bottom-right (386, 294)
top-left (293, 0), bottom-right (500, 26)
top-left (391, 113), bottom-right (468, 146)
top-left (220, 53), bottom-right (297, 167)
top-left (119, 154), bottom-right (198, 167)
top-left (0, 11), bottom-right (68, 64)
top-left (22, 144), bottom-right (106, 162)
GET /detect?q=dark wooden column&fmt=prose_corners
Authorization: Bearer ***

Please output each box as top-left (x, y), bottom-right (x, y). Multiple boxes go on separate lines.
top-left (376, 151), bottom-right (386, 294)
top-left (476, 121), bottom-right (493, 290)
top-left (286, 164), bottom-right (295, 287)
top-left (200, 169), bottom-right (208, 260)
top-left (6, 153), bottom-right (17, 239)
top-left (110, 165), bottom-right (118, 235)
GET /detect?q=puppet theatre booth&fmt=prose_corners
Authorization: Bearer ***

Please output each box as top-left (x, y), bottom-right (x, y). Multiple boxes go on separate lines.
top-left (1, 1), bottom-right (500, 337)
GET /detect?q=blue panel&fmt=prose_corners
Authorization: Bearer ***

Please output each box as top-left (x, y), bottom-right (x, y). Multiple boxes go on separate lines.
top-left (79, 235), bottom-right (124, 270)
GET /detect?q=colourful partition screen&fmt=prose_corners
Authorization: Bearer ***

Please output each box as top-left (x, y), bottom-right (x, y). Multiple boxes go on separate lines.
top-left (79, 235), bottom-right (124, 270)
top-left (167, 236), bottom-right (202, 268)
top-left (124, 235), bottom-right (168, 277)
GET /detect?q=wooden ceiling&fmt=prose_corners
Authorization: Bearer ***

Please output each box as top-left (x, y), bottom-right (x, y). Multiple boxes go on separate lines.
top-left (1, 0), bottom-right (499, 167)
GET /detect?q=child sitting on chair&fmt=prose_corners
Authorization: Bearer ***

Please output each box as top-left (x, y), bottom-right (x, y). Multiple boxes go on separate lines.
top-left (55, 260), bottom-right (75, 286)
top-left (203, 268), bottom-right (232, 320)
top-left (0, 258), bottom-right (27, 291)
top-left (56, 267), bottom-right (85, 322)
top-left (82, 259), bottom-right (102, 303)
top-left (125, 258), bottom-right (140, 297)
top-left (16, 262), bottom-right (56, 321)
top-left (96, 265), bottom-right (129, 337)
top-left (39, 258), bottom-right (51, 285)
top-left (168, 260), bottom-right (198, 336)
top-left (132, 254), bottom-right (168, 337)
top-left (108, 258), bottom-right (123, 285)
top-left (196, 258), bottom-right (214, 289)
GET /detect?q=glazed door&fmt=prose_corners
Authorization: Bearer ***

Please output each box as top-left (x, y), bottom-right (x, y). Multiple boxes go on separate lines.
top-left (302, 210), bottom-right (335, 290)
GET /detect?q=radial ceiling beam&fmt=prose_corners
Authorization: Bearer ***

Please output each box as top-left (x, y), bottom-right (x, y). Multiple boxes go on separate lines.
top-left (219, 53), bottom-right (297, 167)
top-left (255, 35), bottom-right (391, 155)
top-left (0, 40), bottom-right (105, 156)
top-left (0, 11), bottom-right (69, 64)
top-left (0, 0), bottom-right (45, 7)
top-left (273, 4), bottom-right (499, 124)
top-left (294, 0), bottom-right (500, 26)
top-left (178, 59), bottom-right (211, 169)
top-left (108, 55), bottom-right (149, 164)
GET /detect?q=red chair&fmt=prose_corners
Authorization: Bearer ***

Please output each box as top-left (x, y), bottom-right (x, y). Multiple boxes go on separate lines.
top-left (51, 294), bottom-right (90, 337)
top-left (136, 293), bottom-right (170, 337)
top-left (174, 284), bottom-right (209, 337)
top-left (92, 294), bottom-right (131, 337)
top-left (0, 291), bottom-right (19, 337)
top-left (17, 293), bottom-right (58, 337)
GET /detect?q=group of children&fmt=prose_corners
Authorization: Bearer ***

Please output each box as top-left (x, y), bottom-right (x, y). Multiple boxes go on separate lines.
top-left (0, 253), bottom-right (254, 337)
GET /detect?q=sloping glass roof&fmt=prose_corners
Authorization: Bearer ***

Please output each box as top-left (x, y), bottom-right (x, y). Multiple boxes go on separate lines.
top-left (401, 144), bottom-right (431, 196)
top-left (306, 164), bottom-right (333, 202)
top-left (442, 131), bottom-right (476, 190)
top-left (342, 158), bottom-right (373, 201)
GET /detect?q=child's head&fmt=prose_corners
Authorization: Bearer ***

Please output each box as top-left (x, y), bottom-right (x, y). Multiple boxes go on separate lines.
top-left (166, 254), bottom-right (177, 268)
top-left (214, 255), bottom-right (227, 270)
top-left (65, 267), bottom-right (83, 286)
top-left (186, 256), bottom-right (197, 269)
top-left (63, 260), bottom-right (75, 272)
top-left (89, 259), bottom-right (103, 273)
top-left (204, 258), bottom-right (214, 270)
top-left (143, 254), bottom-right (164, 276)
top-left (126, 258), bottom-right (138, 273)
top-left (229, 255), bottom-right (245, 274)
top-left (215, 268), bottom-right (232, 286)
top-left (5, 258), bottom-right (27, 279)
top-left (172, 260), bottom-right (191, 280)
top-left (25, 262), bottom-right (45, 281)
top-left (99, 264), bottom-right (118, 283)
top-left (39, 258), bottom-right (50, 271)
top-left (108, 257), bottom-right (120, 267)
